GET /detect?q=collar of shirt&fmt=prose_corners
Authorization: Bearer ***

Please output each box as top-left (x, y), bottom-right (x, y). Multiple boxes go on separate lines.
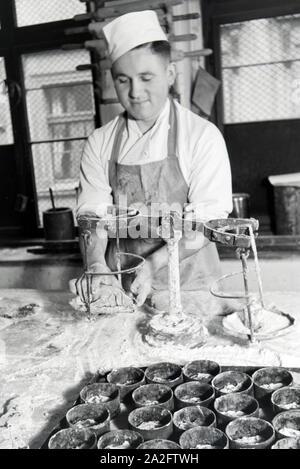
top-left (125, 98), bottom-right (170, 139)
top-left (117, 98), bottom-right (170, 164)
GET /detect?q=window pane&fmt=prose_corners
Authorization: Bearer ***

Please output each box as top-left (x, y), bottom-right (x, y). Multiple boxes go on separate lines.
top-left (22, 50), bottom-right (95, 142)
top-left (32, 139), bottom-right (85, 226)
top-left (14, 0), bottom-right (86, 26)
top-left (22, 49), bottom-right (95, 226)
top-left (0, 58), bottom-right (14, 144)
top-left (221, 15), bottom-right (300, 124)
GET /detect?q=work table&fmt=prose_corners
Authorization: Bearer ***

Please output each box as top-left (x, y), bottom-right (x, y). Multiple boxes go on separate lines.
top-left (0, 287), bottom-right (300, 449)
top-left (0, 237), bottom-right (300, 291)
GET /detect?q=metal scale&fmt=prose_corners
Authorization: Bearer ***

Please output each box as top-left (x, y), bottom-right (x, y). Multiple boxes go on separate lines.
top-left (76, 208), bottom-right (192, 323)
top-left (203, 217), bottom-right (294, 342)
top-left (76, 210), bottom-right (294, 341)
top-left (76, 207), bottom-right (145, 318)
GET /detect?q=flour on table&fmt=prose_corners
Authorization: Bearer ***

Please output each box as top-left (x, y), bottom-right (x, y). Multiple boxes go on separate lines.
top-left (143, 310), bottom-right (209, 349)
top-left (133, 317), bottom-right (282, 367)
top-left (1, 288), bottom-right (300, 449)
top-left (0, 297), bottom-right (42, 323)
top-left (69, 293), bottom-right (135, 315)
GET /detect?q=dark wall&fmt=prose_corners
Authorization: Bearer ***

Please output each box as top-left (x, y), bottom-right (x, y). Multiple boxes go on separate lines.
top-left (224, 119), bottom-right (300, 222)
top-left (201, 0), bottom-right (300, 230)
top-left (0, 145), bottom-right (21, 229)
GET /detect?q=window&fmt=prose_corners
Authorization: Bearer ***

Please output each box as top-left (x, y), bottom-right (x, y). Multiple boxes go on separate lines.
top-left (22, 50), bottom-right (95, 225)
top-left (14, 0), bottom-right (86, 27)
top-left (220, 14), bottom-right (300, 123)
top-left (0, 1), bottom-right (99, 234)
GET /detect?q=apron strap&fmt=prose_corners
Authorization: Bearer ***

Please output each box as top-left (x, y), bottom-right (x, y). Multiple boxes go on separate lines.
top-left (167, 98), bottom-right (178, 159)
top-left (108, 115), bottom-right (126, 193)
top-left (110, 115), bottom-right (126, 165)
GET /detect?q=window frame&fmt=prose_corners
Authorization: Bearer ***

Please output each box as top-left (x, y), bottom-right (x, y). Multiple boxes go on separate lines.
top-left (201, 0), bottom-right (300, 129)
top-left (0, 0), bottom-right (101, 237)
top-left (201, 0), bottom-right (300, 230)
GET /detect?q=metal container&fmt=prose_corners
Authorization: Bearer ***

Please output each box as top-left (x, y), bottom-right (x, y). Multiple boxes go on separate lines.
top-left (128, 405), bottom-right (173, 441)
top-left (132, 384), bottom-right (174, 411)
top-left (182, 360), bottom-right (220, 384)
top-left (225, 417), bottom-right (275, 449)
top-left (107, 366), bottom-right (145, 401)
top-left (273, 185), bottom-right (300, 235)
top-left (80, 382), bottom-right (120, 418)
top-left (271, 386), bottom-right (300, 414)
top-left (48, 427), bottom-right (97, 449)
top-left (214, 393), bottom-right (259, 427)
top-left (97, 430), bottom-right (143, 449)
top-left (66, 403), bottom-right (110, 437)
top-left (231, 193), bottom-right (250, 219)
top-left (137, 439), bottom-right (181, 449)
top-left (252, 367), bottom-right (293, 403)
top-left (272, 437), bottom-right (300, 449)
top-left (174, 382), bottom-right (215, 409)
top-left (212, 371), bottom-right (253, 397)
top-left (179, 426), bottom-right (229, 449)
top-left (272, 409), bottom-right (300, 439)
top-left (145, 362), bottom-right (183, 388)
top-left (173, 406), bottom-right (216, 437)
top-left (43, 207), bottom-right (75, 240)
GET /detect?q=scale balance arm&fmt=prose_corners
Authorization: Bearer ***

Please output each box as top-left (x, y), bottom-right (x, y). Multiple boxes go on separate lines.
top-left (129, 211), bottom-right (208, 306)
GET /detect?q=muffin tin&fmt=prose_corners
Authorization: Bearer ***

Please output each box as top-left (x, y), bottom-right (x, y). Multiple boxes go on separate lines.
top-left (42, 362), bottom-right (299, 449)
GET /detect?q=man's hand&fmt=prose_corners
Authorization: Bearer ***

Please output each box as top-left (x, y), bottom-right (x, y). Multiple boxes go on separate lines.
top-left (130, 259), bottom-right (153, 307)
top-left (70, 262), bottom-right (131, 307)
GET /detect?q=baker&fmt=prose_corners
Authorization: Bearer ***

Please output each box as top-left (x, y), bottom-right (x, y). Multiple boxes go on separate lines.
top-left (74, 10), bottom-right (232, 309)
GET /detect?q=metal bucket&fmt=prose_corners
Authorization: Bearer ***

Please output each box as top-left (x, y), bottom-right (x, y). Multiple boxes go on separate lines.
top-left (43, 207), bottom-right (75, 240)
top-left (273, 185), bottom-right (300, 235)
top-left (231, 193), bottom-right (250, 219)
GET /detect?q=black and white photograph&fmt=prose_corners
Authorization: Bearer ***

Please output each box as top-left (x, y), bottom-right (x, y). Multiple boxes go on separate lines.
top-left (0, 0), bottom-right (300, 453)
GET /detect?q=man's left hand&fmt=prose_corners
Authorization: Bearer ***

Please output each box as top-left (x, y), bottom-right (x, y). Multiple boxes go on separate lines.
top-left (130, 259), bottom-right (153, 306)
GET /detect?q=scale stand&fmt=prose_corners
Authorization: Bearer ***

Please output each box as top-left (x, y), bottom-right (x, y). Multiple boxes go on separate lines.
top-left (203, 218), bottom-right (294, 342)
top-left (142, 210), bottom-right (209, 348)
top-left (76, 208), bottom-right (145, 318)
top-left (158, 210), bottom-right (184, 316)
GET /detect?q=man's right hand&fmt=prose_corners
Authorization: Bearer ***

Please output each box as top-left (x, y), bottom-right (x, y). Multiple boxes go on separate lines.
top-left (70, 262), bottom-right (132, 308)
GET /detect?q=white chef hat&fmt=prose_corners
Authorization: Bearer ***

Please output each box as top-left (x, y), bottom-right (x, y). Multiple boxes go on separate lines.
top-left (103, 10), bottom-right (168, 64)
